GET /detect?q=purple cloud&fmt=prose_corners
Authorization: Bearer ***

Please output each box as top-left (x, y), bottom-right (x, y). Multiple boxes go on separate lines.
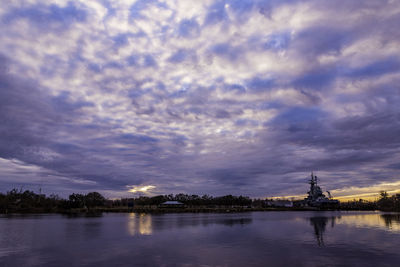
top-left (0, 0), bottom-right (399, 199)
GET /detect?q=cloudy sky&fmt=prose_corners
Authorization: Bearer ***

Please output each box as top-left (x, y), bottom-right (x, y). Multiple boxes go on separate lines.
top-left (0, 0), bottom-right (399, 199)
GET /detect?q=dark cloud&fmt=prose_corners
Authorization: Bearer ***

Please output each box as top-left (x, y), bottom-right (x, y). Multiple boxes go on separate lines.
top-left (2, 2), bottom-right (87, 31)
top-left (112, 34), bottom-right (130, 47)
top-left (292, 65), bottom-right (338, 90)
top-left (126, 54), bottom-right (158, 68)
top-left (178, 19), bottom-right (201, 38)
top-left (246, 77), bottom-right (276, 92)
top-left (210, 43), bottom-right (243, 61)
top-left (129, 0), bottom-right (164, 20)
top-left (0, 54), bottom-right (162, 192)
top-left (215, 109), bottom-right (231, 119)
top-left (223, 84), bottom-right (247, 93)
top-left (204, 1), bottom-right (229, 25)
top-left (1, 0), bottom-right (400, 198)
top-left (168, 49), bottom-right (196, 64)
top-left (344, 57), bottom-right (400, 78)
top-left (293, 26), bottom-right (354, 57)
top-left (235, 119), bottom-right (259, 127)
top-left (262, 32), bottom-right (291, 51)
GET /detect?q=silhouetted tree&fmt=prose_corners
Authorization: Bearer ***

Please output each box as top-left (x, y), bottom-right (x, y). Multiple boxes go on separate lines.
top-left (69, 193), bottom-right (86, 208)
top-left (85, 192), bottom-right (106, 208)
top-left (377, 191), bottom-right (400, 211)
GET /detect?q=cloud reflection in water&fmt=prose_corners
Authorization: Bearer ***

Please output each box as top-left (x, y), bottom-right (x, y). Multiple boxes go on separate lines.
top-left (127, 213), bottom-right (153, 236)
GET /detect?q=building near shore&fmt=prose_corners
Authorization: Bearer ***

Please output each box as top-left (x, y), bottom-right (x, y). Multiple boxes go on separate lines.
top-left (266, 200), bottom-right (293, 207)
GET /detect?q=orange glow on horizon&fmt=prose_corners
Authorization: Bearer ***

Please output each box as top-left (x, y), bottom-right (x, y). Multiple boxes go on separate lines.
top-left (266, 184), bottom-right (400, 202)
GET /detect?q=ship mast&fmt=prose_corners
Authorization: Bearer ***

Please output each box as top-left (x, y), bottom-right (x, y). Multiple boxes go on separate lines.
top-left (309, 172), bottom-right (315, 198)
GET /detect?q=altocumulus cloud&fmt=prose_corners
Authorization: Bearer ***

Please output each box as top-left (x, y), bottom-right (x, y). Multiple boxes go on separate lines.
top-left (0, 0), bottom-right (399, 198)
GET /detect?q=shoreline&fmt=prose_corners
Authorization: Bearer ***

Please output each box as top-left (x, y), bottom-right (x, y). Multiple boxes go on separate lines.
top-left (1, 206), bottom-right (388, 215)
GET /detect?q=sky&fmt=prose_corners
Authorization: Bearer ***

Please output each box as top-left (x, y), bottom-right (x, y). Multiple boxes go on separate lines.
top-left (0, 0), bottom-right (399, 199)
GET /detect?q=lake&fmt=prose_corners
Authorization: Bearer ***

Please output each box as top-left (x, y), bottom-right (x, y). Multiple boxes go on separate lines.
top-left (1, 211), bottom-right (399, 266)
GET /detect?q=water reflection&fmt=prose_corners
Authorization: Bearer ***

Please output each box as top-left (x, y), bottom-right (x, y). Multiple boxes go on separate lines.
top-left (127, 213), bottom-right (152, 236)
top-left (308, 213), bottom-right (400, 246)
top-left (1, 212), bottom-right (400, 266)
top-left (64, 212), bottom-right (103, 218)
top-left (173, 215), bottom-right (253, 229)
top-left (381, 213), bottom-right (400, 229)
top-left (219, 218), bottom-right (252, 226)
top-left (309, 216), bottom-right (336, 246)
top-left (83, 219), bottom-right (102, 238)
top-left (126, 213), bottom-right (253, 236)
top-left (335, 212), bottom-right (400, 232)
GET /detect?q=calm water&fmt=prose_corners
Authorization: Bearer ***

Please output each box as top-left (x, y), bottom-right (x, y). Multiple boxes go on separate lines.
top-left (1, 211), bottom-right (400, 266)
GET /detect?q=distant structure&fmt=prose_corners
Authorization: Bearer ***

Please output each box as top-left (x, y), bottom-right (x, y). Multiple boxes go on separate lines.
top-left (266, 199), bottom-right (293, 208)
top-left (305, 172), bottom-right (339, 207)
top-left (160, 201), bottom-right (184, 207)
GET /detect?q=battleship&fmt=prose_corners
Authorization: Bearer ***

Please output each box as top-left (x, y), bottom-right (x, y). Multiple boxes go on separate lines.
top-left (304, 172), bottom-right (339, 208)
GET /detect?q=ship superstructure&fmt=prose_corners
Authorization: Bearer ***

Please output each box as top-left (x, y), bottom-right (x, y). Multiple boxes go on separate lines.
top-left (305, 172), bottom-right (339, 207)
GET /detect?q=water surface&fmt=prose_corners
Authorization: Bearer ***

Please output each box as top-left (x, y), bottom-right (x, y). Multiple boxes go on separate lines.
top-left (1, 211), bottom-right (399, 266)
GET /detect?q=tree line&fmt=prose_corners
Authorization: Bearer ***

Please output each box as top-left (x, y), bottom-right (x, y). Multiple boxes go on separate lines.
top-left (337, 191), bottom-right (400, 211)
top-left (376, 191), bottom-right (400, 211)
top-left (1, 188), bottom-right (399, 213)
top-left (114, 193), bottom-right (252, 207)
top-left (0, 189), bottom-right (107, 213)
top-left (0, 189), bottom-right (252, 213)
